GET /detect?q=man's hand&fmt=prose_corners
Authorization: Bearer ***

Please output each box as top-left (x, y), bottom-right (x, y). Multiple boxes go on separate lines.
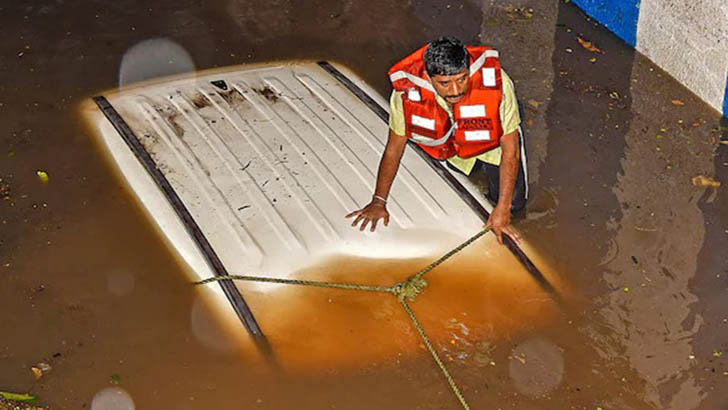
top-left (346, 129), bottom-right (406, 233)
top-left (346, 201), bottom-right (390, 232)
top-left (485, 204), bottom-right (521, 245)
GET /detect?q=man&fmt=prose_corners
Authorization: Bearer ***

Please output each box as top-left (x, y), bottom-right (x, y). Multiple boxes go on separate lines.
top-left (346, 36), bottom-right (527, 245)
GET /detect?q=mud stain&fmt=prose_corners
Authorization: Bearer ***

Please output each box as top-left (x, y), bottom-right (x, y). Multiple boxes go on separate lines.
top-left (190, 92), bottom-right (210, 109)
top-left (219, 87), bottom-right (247, 105)
top-left (254, 85), bottom-right (280, 103)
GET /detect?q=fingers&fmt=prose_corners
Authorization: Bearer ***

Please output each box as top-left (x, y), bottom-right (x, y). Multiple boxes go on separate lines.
top-left (494, 226), bottom-right (504, 245)
top-left (351, 213), bottom-right (365, 227)
top-left (345, 209), bottom-right (362, 219)
top-left (359, 217), bottom-right (370, 231)
top-left (347, 205), bottom-right (389, 232)
top-left (502, 226), bottom-right (522, 244)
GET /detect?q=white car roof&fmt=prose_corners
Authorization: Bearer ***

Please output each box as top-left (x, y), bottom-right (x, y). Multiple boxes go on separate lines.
top-left (90, 61), bottom-right (494, 275)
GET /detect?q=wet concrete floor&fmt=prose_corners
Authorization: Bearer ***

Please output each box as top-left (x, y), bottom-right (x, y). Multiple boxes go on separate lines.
top-left (1, 0), bottom-right (726, 409)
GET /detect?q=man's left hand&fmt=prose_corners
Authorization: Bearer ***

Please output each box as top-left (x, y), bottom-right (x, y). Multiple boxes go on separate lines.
top-left (485, 205), bottom-right (521, 245)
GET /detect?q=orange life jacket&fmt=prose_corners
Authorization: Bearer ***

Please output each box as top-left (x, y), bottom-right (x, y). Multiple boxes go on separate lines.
top-left (388, 44), bottom-right (504, 159)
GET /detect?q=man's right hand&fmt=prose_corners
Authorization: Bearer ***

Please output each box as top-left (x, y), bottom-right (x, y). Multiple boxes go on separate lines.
top-left (346, 201), bottom-right (390, 232)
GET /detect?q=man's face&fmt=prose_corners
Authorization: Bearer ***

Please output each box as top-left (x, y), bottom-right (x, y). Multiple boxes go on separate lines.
top-left (428, 69), bottom-right (470, 105)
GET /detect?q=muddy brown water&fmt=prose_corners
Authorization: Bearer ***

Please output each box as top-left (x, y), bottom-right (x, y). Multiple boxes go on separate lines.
top-left (1, 0), bottom-right (726, 409)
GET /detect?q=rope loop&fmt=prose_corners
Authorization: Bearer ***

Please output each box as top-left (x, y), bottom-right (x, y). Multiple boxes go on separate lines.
top-left (391, 276), bottom-right (428, 301)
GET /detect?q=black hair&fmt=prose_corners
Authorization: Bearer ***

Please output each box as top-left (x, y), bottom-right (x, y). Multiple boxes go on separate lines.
top-left (423, 36), bottom-right (469, 76)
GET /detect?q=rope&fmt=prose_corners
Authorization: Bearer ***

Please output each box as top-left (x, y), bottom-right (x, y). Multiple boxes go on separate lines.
top-left (195, 274), bottom-right (394, 294)
top-left (194, 227), bottom-right (491, 410)
top-left (400, 298), bottom-right (471, 410)
top-left (408, 227), bottom-right (491, 283)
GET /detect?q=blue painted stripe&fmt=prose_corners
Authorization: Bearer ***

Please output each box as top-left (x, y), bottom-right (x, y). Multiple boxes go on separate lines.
top-left (572, 0), bottom-right (642, 47)
top-left (723, 70), bottom-right (728, 118)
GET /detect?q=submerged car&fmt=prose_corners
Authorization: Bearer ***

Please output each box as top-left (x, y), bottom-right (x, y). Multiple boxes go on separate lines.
top-left (83, 61), bottom-right (560, 382)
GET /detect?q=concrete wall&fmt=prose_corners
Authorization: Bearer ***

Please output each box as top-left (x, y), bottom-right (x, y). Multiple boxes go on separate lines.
top-left (573, 0), bottom-right (728, 117)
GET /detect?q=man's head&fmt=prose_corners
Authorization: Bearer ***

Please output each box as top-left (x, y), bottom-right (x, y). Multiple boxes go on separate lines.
top-left (424, 36), bottom-right (470, 105)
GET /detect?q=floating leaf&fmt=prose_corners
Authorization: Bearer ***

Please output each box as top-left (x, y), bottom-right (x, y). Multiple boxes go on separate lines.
top-left (0, 391), bottom-right (37, 402)
top-left (671, 99), bottom-right (685, 106)
top-left (504, 6), bottom-right (534, 20)
top-left (692, 175), bottom-right (721, 188)
top-left (110, 374), bottom-right (121, 384)
top-left (31, 367), bottom-right (43, 380)
top-left (36, 170), bottom-right (49, 184)
top-left (577, 36), bottom-right (602, 52)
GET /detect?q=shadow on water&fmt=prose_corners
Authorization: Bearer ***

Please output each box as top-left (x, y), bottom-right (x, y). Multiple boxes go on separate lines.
top-left (690, 115), bottom-right (728, 410)
top-left (541, 1), bottom-right (633, 287)
top-left (519, 1), bottom-right (660, 409)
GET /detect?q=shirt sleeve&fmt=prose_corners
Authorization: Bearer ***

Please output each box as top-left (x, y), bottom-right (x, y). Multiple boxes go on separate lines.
top-left (499, 70), bottom-right (521, 135)
top-left (388, 90), bottom-right (406, 137)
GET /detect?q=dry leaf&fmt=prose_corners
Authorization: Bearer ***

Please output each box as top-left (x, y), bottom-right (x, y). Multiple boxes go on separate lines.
top-left (577, 36), bottom-right (602, 53)
top-left (692, 175), bottom-right (721, 188)
top-left (527, 99), bottom-right (541, 109)
top-left (671, 99), bottom-right (685, 106)
top-left (31, 367), bottom-right (43, 380)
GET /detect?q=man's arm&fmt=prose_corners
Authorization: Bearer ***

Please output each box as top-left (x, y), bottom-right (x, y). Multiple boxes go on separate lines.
top-left (346, 129), bottom-right (408, 231)
top-left (486, 130), bottom-right (521, 244)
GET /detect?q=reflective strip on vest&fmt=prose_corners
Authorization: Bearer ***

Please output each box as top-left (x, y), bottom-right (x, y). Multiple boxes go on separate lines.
top-left (459, 104), bottom-right (486, 118)
top-left (407, 89), bottom-right (421, 102)
top-left (411, 114), bottom-right (436, 131)
top-left (410, 123), bottom-right (456, 146)
top-left (464, 130), bottom-right (491, 141)
top-left (469, 49), bottom-right (499, 76)
top-left (389, 70), bottom-right (435, 92)
top-left (482, 68), bottom-right (496, 87)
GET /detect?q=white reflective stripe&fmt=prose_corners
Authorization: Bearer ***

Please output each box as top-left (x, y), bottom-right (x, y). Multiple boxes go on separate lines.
top-left (410, 123), bottom-right (456, 146)
top-left (459, 104), bottom-right (486, 118)
top-left (482, 68), bottom-right (497, 87)
top-left (411, 114), bottom-right (435, 131)
top-left (407, 89), bottom-right (421, 102)
top-left (389, 70), bottom-right (435, 92)
top-left (518, 126), bottom-right (529, 199)
top-left (469, 49), bottom-right (499, 76)
top-left (464, 130), bottom-right (491, 141)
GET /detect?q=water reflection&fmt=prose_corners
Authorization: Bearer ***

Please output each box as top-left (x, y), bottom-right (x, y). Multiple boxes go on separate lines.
top-left (91, 387), bottom-right (135, 410)
top-left (118, 38), bottom-right (195, 88)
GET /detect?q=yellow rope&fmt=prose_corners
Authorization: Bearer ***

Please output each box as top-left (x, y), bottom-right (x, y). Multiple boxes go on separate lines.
top-left (195, 227), bottom-right (492, 409)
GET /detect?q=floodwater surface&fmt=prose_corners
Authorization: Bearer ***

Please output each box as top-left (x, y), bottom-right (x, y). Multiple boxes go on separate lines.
top-left (1, 0), bottom-right (726, 409)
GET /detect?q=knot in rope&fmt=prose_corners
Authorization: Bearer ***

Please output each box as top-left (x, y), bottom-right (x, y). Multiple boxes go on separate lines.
top-left (391, 276), bottom-right (428, 301)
